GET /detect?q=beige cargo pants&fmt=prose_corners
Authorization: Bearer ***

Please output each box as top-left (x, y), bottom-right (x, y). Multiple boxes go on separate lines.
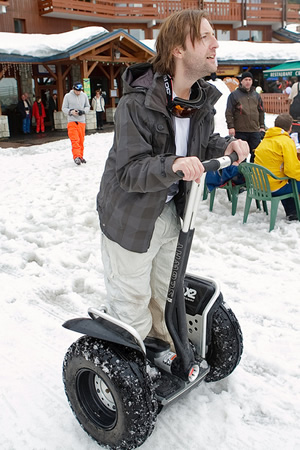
top-left (101, 200), bottom-right (181, 347)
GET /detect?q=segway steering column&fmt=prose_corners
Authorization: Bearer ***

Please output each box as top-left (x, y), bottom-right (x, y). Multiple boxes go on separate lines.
top-left (165, 152), bottom-right (238, 381)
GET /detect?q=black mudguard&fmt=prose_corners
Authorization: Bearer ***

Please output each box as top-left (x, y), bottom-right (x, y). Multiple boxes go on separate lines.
top-left (62, 317), bottom-right (144, 354)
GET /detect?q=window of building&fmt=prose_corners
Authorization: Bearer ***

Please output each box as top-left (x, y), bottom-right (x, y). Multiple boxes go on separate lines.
top-left (14, 19), bottom-right (26, 33)
top-left (238, 30), bottom-right (250, 41)
top-left (129, 29), bottom-right (145, 40)
top-left (217, 30), bottom-right (230, 41)
top-left (0, 78), bottom-right (18, 112)
top-left (251, 30), bottom-right (262, 42)
top-left (238, 29), bottom-right (262, 42)
top-left (152, 29), bottom-right (160, 40)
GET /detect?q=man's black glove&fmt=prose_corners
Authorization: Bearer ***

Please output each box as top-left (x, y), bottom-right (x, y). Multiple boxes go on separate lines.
top-left (78, 110), bottom-right (85, 116)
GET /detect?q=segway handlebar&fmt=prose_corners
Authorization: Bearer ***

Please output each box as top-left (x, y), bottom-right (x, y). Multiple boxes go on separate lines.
top-left (182, 152), bottom-right (239, 233)
top-left (202, 151), bottom-right (238, 173)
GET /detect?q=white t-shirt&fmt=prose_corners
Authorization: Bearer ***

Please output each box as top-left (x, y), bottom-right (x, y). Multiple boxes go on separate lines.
top-left (166, 91), bottom-right (190, 202)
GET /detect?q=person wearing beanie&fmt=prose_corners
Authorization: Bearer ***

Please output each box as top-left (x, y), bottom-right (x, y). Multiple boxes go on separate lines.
top-left (241, 71), bottom-right (253, 81)
top-left (225, 71), bottom-right (265, 162)
top-left (62, 82), bottom-right (91, 165)
top-left (254, 113), bottom-right (300, 221)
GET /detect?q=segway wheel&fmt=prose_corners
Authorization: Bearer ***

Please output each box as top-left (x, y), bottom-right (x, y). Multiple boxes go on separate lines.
top-left (63, 336), bottom-right (157, 449)
top-left (205, 302), bottom-right (243, 382)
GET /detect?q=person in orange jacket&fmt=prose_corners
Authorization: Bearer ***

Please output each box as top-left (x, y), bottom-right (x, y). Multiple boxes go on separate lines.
top-left (32, 97), bottom-right (46, 133)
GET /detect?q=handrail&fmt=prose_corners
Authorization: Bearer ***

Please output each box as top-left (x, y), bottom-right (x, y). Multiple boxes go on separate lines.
top-left (38, 0), bottom-right (300, 23)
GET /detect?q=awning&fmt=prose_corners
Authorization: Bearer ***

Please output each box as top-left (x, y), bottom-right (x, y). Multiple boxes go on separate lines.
top-left (263, 61), bottom-right (300, 78)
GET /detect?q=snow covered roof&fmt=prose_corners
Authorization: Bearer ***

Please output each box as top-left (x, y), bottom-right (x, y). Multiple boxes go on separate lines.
top-left (0, 27), bottom-right (300, 65)
top-left (0, 27), bottom-right (155, 63)
top-left (0, 27), bottom-right (108, 59)
top-left (142, 39), bottom-right (300, 65)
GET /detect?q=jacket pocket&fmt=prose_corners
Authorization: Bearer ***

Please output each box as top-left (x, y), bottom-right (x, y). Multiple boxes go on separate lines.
top-left (152, 122), bottom-right (171, 155)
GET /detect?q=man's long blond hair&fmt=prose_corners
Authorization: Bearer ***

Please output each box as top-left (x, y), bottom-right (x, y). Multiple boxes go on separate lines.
top-left (150, 9), bottom-right (210, 77)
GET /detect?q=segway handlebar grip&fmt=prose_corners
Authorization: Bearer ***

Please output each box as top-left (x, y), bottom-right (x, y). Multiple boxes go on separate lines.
top-left (202, 152), bottom-right (238, 172)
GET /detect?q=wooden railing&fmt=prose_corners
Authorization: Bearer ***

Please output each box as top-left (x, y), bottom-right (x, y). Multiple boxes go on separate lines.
top-left (38, 0), bottom-right (300, 24)
top-left (261, 93), bottom-right (290, 114)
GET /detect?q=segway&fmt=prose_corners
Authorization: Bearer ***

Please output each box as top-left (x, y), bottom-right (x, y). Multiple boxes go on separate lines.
top-left (62, 153), bottom-right (243, 449)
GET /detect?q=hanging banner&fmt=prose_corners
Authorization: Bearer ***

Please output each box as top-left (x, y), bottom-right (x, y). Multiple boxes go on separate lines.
top-left (83, 78), bottom-right (91, 98)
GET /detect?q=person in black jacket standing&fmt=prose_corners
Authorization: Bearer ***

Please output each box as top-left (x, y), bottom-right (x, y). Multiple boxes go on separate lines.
top-left (17, 93), bottom-right (32, 134)
top-left (48, 91), bottom-right (58, 131)
top-left (97, 9), bottom-right (249, 348)
top-left (225, 71), bottom-right (265, 162)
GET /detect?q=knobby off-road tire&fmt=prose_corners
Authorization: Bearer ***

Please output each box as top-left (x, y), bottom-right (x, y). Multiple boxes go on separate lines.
top-left (205, 302), bottom-right (243, 382)
top-left (63, 336), bottom-right (158, 450)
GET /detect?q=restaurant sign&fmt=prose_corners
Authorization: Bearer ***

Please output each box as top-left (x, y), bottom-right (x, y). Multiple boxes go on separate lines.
top-left (263, 61), bottom-right (300, 79)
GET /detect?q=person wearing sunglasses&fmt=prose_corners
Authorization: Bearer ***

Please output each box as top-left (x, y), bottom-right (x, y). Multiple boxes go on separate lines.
top-left (97, 9), bottom-right (249, 348)
top-left (62, 82), bottom-right (91, 165)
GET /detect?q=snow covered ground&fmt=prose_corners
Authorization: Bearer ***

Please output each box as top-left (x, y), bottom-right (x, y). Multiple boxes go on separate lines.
top-left (1, 84), bottom-right (300, 450)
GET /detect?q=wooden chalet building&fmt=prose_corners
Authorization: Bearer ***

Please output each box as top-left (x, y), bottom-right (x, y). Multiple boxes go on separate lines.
top-left (0, 0), bottom-right (299, 137)
top-left (1, 0), bottom-right (299, 41)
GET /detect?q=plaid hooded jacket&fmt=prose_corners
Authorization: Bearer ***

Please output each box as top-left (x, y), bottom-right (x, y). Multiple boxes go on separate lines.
top-left (97, 63), bottom-right (233, 253)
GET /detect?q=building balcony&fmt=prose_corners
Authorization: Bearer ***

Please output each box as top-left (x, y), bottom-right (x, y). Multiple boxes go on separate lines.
top-left (0, 0), bottom-right (9, 13)
top-left (38, 0), bottom-right (300, 26)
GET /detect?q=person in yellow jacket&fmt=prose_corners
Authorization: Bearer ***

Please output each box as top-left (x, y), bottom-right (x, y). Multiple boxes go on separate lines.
top-left (254, 113), bottom-right (300, 221)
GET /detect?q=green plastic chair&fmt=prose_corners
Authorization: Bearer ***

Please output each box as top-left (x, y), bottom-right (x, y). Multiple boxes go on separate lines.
top-left (203, 178), bottom-right (246, 216)
top-left (238, 162), bottom-right (300, 231)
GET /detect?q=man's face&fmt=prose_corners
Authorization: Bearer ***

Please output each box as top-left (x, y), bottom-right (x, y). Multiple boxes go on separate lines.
top-left (179, 18), bottom-right (219, 80)
top-left (241, 77), bottom-right (253, 91)
top-left (74, 89), bottom-right (81, 96)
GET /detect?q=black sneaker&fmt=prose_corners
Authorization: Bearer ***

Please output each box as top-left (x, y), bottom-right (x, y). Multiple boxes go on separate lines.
top-left (287, 214), bottom-right (298, 222)
top-left (80, 158), bottom-right (86, 164)
top-left (74, 157), bottom-right (81, 165)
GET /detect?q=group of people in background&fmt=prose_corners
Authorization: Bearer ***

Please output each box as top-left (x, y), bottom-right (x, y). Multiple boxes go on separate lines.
top-left (16, 87), bottom-right (106, 141)
top-left (224, 71), bottom-right (300, 222)
top-left (17, 90), bottom-right (58, 135)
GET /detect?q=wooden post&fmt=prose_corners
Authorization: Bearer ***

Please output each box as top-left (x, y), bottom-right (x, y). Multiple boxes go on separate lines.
top-left (110, 65), bottom-right (115, 108)
top-left (82, 60), bottom-right (88, 79)
top-left (56, 64), bottom-right (64, 110)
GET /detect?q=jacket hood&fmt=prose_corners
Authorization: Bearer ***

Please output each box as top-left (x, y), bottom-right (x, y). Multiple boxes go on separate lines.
top-left (121, 62), bottom-right (222, 113)
top-left (264, 127), bottom-right (289, 139)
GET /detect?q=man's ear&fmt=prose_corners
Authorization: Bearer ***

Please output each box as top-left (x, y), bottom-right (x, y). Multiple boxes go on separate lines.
top-left (172, 46), bottom-right (184, 59)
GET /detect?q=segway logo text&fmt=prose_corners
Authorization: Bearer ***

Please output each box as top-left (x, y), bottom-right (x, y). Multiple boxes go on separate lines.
top-left (167, 243), bottom-right (183, 303)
